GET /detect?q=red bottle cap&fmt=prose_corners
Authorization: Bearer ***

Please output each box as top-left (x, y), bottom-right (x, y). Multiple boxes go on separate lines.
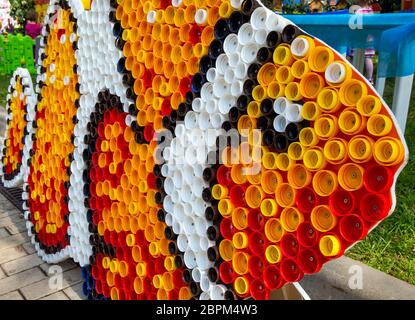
top-left (247, 209), bottom-right (265, 231)
top-left (280, 258), bottom-right (304, 282)
top-left (339, 214), bottom-right (368, 242)
top-left (248, 231), bottom-right (266, 255)
top-left (297, 248), bottom-right (322, 274)
top-left (250, 278), bottom-right (269, 300)
top-left (263, 265), bottom-right (283, 290)
top-left (280, 233), bottom-right (299, 258)
top-left (219, 261), bottom-right (235, 284)
top-left (297, 221), bottom-right (319, 248)
top-left (295, 187), bottom-right (318, 213)
top-left (364, 164), bottom-right (393, 194)
top-left (360, 193), bottom-right (391, 222)
top-left (220, 218), bottom-right (235, 240)
top-left (229, 184), bottom-right (247, 207)
top-left (329, 189), bottom-right (355, 216)
top-left (248, 255), bottom-right (266, 278)
top-left (216, 165), bottom-right (232, 186)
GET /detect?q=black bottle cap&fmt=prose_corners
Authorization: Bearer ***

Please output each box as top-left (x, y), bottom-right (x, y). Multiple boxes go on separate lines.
top-left (208, 267), bottom-right (219, 282)
top-left (257, 116), bottom-right (271, 131)
top-left (257, 47), bottom-right (273, 64)
top-left (190, 281), bottom-right (202, 297)
top-left (286, 122), bottom-right (301, 141)
top-left (207, 246), bottom-right (220, 262)
top-left (260, 98), bottom-right (275, 116)
top-left (183, 268), bottom-right (192, 284)
top-left (208, 39), bottom-right (224, 59)
top-left (214, 19), bottom-right (230, 40)
top-left (266, 31), bottom-right (282, 48)
top-left (157, 209), bottom-right (166, 222)
top-left (202, 188), bottom-right (213, 202)
top-left (282, 24), bottom-right (303, 44)
top-left (199, 55), bottom-right (213, 75)
top-left (263, 129), bottom-right (276, 147)
top-left (229, 11), bottom-right (248, 33)
top-left (207, 225), bottom-right (220, 241)
top-left (229, 107), bottom-right (240, 123)
top-left (236, 95), bottom-right (249, 111)
top-left (274, 134), bottom-right (289, 153)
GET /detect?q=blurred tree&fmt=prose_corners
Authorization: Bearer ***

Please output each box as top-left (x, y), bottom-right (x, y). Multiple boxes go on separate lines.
top-left (9, 0), bottom-right (35, 26)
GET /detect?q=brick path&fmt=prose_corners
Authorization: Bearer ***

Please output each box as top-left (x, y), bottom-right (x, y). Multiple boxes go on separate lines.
top-left (0, 194), bottom-right (85, 300)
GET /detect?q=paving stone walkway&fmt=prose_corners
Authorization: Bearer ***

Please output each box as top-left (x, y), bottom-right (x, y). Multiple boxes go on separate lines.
top-left (0, 194), bottom-right (85, 300)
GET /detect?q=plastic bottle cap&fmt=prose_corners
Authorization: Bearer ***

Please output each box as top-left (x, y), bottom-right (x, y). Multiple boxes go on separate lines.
top-left (367, 114), bottom-right (393, 137)
top-left (232, 251), bottom-right (249, 275)
top-left (264, 218), bottom-right (284, 243)
top-left (357, 95), bottom-right (382, 116)
top-left (312, 170), bottom-right (338, 197)
top-left (319, 235), bottom-right (341, 257)
top-left (339, 79), bottom-right (367, 107)
top-left (311, 205), bottom-right (337, 232)
top-left (338, 163), bottom-right (364, 191)
top-left (339, 214), bottom-right (367, 242)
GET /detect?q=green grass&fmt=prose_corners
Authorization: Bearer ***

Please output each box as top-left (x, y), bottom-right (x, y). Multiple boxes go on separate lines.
top-left (347, 79), bottom-right (415, 285)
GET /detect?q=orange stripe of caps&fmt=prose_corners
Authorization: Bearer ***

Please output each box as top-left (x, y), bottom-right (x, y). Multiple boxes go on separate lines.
top-left (219, 239), bottom-right (235, 262)
top-left (311, 205), bottom-right (337, 232)
top-left (280, 207), bottom-right (303, 232)
top-left (230, 164), bottom-right (247, 184)
top-left (348, 135), bottom-right (373, 163)
top-left (134, 277), bottom-right (144, 294)
top-left (232, 207), bottom-right (248, 230)
top-left (287, 164), bottom-right (312, 189)
top-left (338, 108), bottom-right (366, 135)
top-left (299, 72), bottom-right (325, 99)
top-left (314, 115), bottom-right (338, 140)
top-left (232, 232), bottom-right (248, 249)
top-left (245, 185), bottom-right (264, 209)
top-left (312, 170), bottom-right (338, 197)
top-left (232, 251), bottom-right (249, 275)
top-left (323, 138), bottom-right (348, 164)
top-left (339, 79), bottom-right (368, 107)
top-left (303, 147), bottom-right (326, 171)
top-left (367, 114), bottom-right (393, 137)
top-left (258, 63), bottom-right (277, 86)
top-left (265, 218), bottom-right (285, 242)
top-left (261, 170), bottom-right (282, 194)
top-left (373, 137), bottom-right (404, 166)
top-left (288, 142), bottom-right (305, 161)
top-left (338, 163), bottom-right (364, 191)
top-left (308, 45), bottom-right (334, 72)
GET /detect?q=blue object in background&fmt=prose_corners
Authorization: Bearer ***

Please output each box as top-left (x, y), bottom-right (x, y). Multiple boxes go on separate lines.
top-left (283, 13), bottom-right (415, 77)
